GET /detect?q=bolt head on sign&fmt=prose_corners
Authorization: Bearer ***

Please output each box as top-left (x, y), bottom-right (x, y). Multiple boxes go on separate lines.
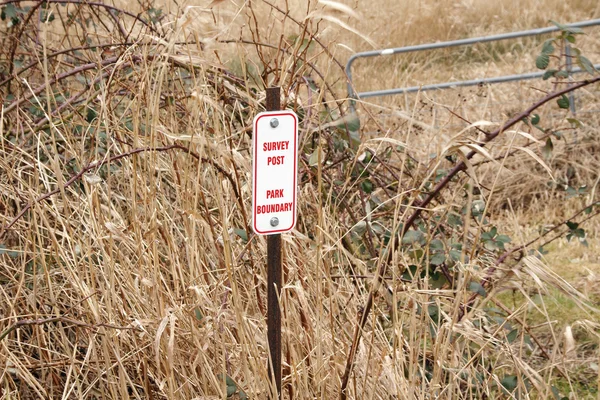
top-left (252, 110), bottom-right (298, 235)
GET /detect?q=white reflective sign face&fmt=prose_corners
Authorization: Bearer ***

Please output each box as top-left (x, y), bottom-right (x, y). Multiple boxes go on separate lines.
top-left (252, 110), bottom-right (298, 235)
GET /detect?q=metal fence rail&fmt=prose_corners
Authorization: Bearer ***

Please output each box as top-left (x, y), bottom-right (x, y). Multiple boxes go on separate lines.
top-left (346, 18), bottom-right (600, 101)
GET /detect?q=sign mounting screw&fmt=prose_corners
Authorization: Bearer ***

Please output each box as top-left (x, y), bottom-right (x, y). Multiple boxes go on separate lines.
top-left (270, 217), bottom-right (279, 227)
top-left (270, 118), bottom-right (279, 128)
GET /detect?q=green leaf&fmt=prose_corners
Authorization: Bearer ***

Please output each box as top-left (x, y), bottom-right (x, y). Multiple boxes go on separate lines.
top-left (429, 239), bottom-right (444, 250)
top-left (557, 95), bottom-right (570, 109)
top-left (507, 329), bottom-right (519, 343)
top-left (496, 234), bottom-right (511, 244)
top-left (471, 199), bottom-right (485, 216)
top-left (577, 55), bottom-right (596, 75)
top-left (86, 107), bottom-right (97, 122)
top-left (427, 304), bottom-right (440, 321)
top-left (468, 281), bottom-right (487, 297)
top-left (352, 221), bottom-right (367, 236)
top-left (402, 230), bottom-right (423, 245)
top-left (550, 20), bottom-right (567, 31)
top-left (574, 228), bottom-right (586, 238)
top-left (346, 114), bottom-right (361, 132)
top-left (481, 227), bottom-right (496, 241)
top-left (361, 179), bottom-right (374, 193)
top-left (551, 386), bottom-right (562, 400)
top-left (531, 114), bottom-right (540, 125)
top-left (0, 244), bottom-right (17, 258)
top-left (402, 265), bottom-right (419, 281)
top-left (524, 334), bottom-right (534, 348)
top-left (550, 20), bottom-right (583, 34)
top-left (566, 221), bottom-right (578, 230)
top-left (541, 39), bottom-right (555, 55)
top-left (233, 228), bottom-right (248, 242)
top-left (430, 253), bottom-right (446, 266)
top-left (555, 70), bottom-right (569, 78)
top-left (500, 375), bottom-right (518, 393)
top-left (535, 54), bottom-right (550, 69)
top-left (585, 206), bottom-right (593, 214)
top-left (483, 240), bottom-right (498, 251)
top-left (434, 168), bottom-right (448, 182)
top-left (2, 4), bottom-right (21, 27)
top-left (430, 271), bottom-right (447, 289)
top-left (333, 112), bottom-right (360, 132)
top-left (348, 129), bottom-right (361, 150)
top-left (358, 150), bottom-right (373, 163)
top-left (289, 34), bottom-right (314, 53)
top-left (1, 4), bottom-right (18, 20)
top-left (447, 213), bottom-right (462, 227)
top-left (29, 104), bottom-right (45, 118)
top-left (542, 69), bottom-right (558, 80)
top-left (194, 308), bottom-right (203, 321)
top-left (147, 7), bottom-right (163, 23)
top-left (217, 374), bottom-right (238, 397)
top-left (542, 137), bottom-right (553, 159)
top-left (308, 148), bottom-right (321, 167)
top-left (40, 8), bottom-right (55, 23)
top-left (449, 249), bottom-right (461, 262)
top-left (566, 117), bottom-right (582, 128)
top-left (226, 385), bottom-right (236, 396)
top-left (305, 76), bottom-right (319, 91)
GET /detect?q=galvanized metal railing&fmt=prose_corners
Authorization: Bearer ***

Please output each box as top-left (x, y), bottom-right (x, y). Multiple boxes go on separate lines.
top-left (346, 19), bottom-right (600, 102)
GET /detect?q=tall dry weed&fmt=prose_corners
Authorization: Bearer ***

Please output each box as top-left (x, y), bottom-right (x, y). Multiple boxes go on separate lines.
top-left (0, 1), bottom-right (599, 399)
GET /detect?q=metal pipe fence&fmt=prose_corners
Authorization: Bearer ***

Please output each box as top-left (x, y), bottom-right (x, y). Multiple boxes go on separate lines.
top-left (346, 19), bottom-right (600, 102)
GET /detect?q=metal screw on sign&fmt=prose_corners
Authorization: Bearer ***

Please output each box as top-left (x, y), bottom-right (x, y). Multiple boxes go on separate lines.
top-left (270, 118), bottom-right (279, 128)
top-left (270, 217), bottom-right (279, 227)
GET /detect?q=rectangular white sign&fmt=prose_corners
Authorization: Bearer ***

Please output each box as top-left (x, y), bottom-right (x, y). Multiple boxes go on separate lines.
top-left (252, 110), bottom-right (298, 235)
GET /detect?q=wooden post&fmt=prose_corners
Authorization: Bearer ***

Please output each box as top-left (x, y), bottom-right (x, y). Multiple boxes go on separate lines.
top-left (265, 86), bottom-right (282, 399)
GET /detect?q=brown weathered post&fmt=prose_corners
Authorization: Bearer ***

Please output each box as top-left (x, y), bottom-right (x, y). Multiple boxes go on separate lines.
top-left (265, 86), bottom-right (282, 399)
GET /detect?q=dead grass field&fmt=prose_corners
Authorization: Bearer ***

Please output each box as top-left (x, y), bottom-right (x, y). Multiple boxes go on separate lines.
top-left (1, 0), bottom-right (600, 399)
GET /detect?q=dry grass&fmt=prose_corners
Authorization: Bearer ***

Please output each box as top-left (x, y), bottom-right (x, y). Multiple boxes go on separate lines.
top-left (0, 0), bottom-right (599, 399)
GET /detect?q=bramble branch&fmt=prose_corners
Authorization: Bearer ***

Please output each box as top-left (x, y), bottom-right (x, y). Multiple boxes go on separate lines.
top-left (0, 315), bottom-right (137, 342)
top-left (457, 200), bottom-right (600, 320)
top-left (1, 144), bottom-right (244, 237)
top-left (0, 0), bottom-right (158, 33)
top-left (340, 75), bottom-right (600, 398)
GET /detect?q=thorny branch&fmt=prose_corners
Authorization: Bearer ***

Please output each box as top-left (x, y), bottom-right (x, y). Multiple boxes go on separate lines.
top-left (0, 0), bottom-right (159, 33)
top-left (340, 75), bottom-right (600, 398)
top-left (458, 200), bottom-right (600, 320)
top-left (0, 291), bottom-right (137, 341)
top-left (3, 56), bottom-right (125, 115)
top-left (0, 315), bottom-right (138, 342)
top-left (1, 144), bottom-right (244, 238)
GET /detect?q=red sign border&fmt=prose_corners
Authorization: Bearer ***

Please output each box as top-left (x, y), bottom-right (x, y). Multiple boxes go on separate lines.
top-left (252, 111), bottom-right (298, 235)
